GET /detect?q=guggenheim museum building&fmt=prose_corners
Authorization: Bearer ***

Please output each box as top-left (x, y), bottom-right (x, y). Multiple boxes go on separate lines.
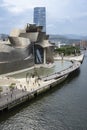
top-left (0, 24), bottom-right (54, 74)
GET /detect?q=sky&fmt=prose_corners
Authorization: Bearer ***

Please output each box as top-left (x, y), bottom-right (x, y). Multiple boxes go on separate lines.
top-left (0, 0), bottom-right (87, 35)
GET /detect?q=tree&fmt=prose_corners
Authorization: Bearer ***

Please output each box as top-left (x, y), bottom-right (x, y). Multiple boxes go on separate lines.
top-left (0, 86), bottom-right (3, 98)
top-left (9, 83), bottom-right (16, 93)
top-left (54, 45), bottom-right (80, 56)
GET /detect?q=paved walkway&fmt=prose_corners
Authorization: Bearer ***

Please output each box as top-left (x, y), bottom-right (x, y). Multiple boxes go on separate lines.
top-left (54, 54), bottom-right (84, 62)
top-left (0, 77), bottom-right (54, 110)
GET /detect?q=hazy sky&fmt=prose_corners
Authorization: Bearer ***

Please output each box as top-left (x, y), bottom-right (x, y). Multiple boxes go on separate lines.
top-left (0, 0), bottom-right (87, 35)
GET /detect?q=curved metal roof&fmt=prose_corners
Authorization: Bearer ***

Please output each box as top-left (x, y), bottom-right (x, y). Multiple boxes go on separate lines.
top-left (36, 40), bottom-right (53, 48)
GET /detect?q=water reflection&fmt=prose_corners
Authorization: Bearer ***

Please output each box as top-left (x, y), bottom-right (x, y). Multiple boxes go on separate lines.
top-left (11, 60), bottom-right (72, 78)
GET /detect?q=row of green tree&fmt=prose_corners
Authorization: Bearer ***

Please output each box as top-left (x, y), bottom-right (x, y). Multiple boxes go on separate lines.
top-left (54, 46), bottom-right (80, 56)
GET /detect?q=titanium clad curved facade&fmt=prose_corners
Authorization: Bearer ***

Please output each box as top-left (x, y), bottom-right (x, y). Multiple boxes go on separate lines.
top-left (0, 57), bottom-right (34, 74)
top-left (8, 36), bottom-right (30, 47)
top-left (0, 36), bottom-right (34, 74)
top-left (19, 32), bottom-right (39, 42)
top-left (0, 23), bottom-right (53, 74)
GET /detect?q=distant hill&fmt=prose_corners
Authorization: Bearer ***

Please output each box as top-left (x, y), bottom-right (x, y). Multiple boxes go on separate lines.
top-left (49, 35), bottom-right (68, 41)
top-left (49, 34), bottom-right (87, 40)
top-left (49, 34), bottom-right (81, 44)
top-left (63, 34), bottom-right (87, 40)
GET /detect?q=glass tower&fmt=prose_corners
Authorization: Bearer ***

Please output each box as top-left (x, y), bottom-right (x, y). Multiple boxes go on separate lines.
top-left (34, 7), bottom-right (46, 32)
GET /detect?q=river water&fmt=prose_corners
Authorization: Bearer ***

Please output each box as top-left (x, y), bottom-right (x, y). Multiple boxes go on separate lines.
top-left (0, 52), bottom-right (87, 130)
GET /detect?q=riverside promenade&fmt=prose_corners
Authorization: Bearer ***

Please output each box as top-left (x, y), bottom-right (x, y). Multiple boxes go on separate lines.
top-left (0, 61), bottom-right (81, 112)
top-left (42, 61), bottom-right (80, 81)
top-left (0, 75), bottom-right (67, 111)
top-left (54, 54), bottom-right (84, 63)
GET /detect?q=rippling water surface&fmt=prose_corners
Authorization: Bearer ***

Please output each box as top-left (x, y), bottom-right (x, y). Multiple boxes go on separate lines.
top-left (0, 52), bottom-right (87, 130)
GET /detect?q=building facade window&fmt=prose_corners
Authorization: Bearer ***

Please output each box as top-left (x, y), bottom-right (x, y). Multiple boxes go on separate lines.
top-left (34, 45), bottom-right (44, 64)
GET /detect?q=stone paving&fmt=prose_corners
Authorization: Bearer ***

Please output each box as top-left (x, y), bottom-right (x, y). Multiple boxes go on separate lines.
top-left (0, 76), bottom-right (55, 109)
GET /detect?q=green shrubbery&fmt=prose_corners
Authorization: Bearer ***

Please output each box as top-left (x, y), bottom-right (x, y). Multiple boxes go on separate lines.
top-left (54, 46), bottom-right (80, 56)
top-left (9, 83), bottom-right (16, 93)
top-left (0, 86), bottom-right (3, 97)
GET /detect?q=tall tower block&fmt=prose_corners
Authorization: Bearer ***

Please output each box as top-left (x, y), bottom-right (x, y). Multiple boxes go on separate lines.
top-left (34, 7), bottom-right (46, 32)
